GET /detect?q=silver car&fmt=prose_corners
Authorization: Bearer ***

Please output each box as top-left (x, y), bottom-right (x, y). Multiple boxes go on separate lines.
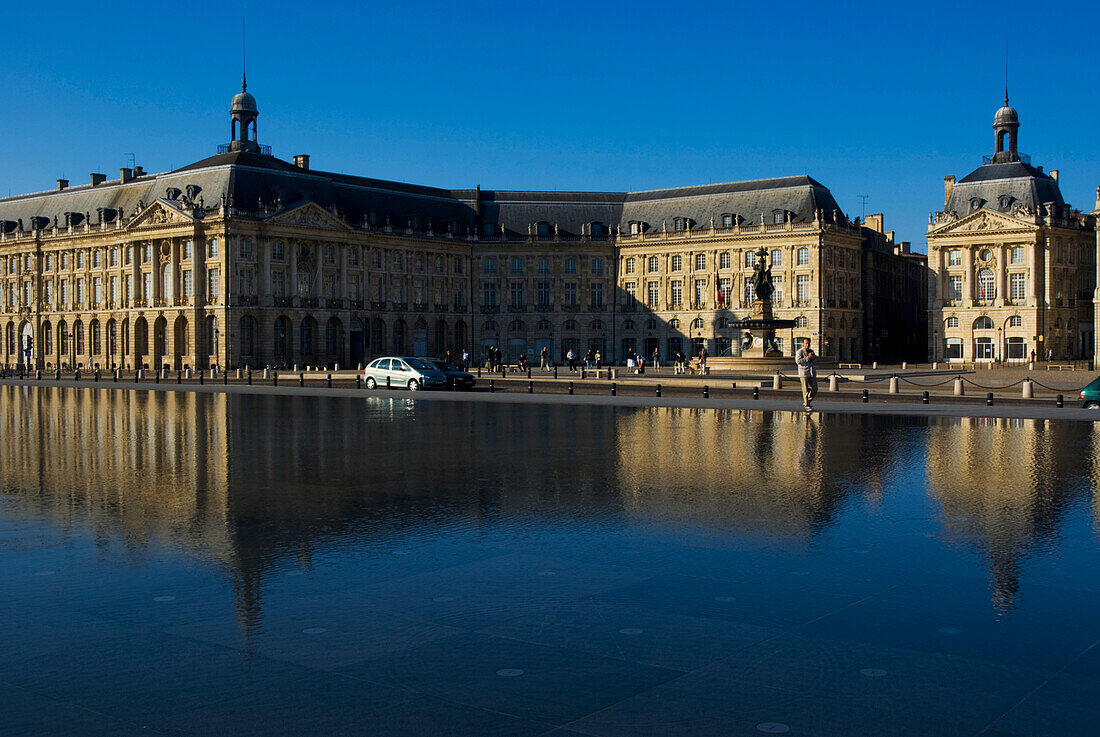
top-left (363, 356), bottom-right (447, 391)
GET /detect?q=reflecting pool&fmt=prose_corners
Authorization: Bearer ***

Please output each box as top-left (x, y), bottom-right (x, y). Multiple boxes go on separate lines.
top-left (2, 385), bottom-right (1099, 737)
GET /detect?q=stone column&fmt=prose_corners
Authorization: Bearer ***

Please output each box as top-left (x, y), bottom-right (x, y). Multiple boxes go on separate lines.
top-left (963, 247), bottom-right (974, 306)
top-left (995, 244), bottom-right (1006, 305)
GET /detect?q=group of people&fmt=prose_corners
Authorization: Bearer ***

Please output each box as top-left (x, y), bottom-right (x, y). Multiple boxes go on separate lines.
top-left (564, 348), bottom-right (604, 372)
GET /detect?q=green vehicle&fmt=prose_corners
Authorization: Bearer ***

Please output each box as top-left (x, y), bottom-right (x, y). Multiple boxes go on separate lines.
top-left (1079, 376), bottom-right (1100, 409)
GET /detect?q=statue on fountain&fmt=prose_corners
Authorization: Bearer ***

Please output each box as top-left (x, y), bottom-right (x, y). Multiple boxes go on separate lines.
top-left (728, 246), bottom-right (795, 359)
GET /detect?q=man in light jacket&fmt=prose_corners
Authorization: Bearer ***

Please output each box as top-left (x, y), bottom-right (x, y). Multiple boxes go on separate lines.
top-left (795, 337), bottom-right (817, 412)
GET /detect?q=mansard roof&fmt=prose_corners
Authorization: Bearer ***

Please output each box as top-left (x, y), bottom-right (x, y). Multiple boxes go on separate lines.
top-left (945, 160), bottom-right (1066, 217)
top-left (0, 152), bottom-right (847, 238)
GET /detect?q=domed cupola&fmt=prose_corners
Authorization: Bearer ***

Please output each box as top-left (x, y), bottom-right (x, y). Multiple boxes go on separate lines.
top-left (992, 90), bottom-right (1020, 164)
top-left (227, 75), bottom-right (261, 154)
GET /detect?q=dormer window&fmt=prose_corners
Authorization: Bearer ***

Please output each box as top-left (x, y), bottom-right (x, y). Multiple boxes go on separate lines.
top-left (536, 221), bottom-right (551, 237)
top-left (970, 198), bottom-right (983, 211)
top-left (999, 196), bottom-right (1013, 210)
top-left (772, 211), bottom-right (786, 225)
top-left (589, 222), bottom-right (606, 237)
top-left (721, 213), bottom-right (734, 228)
top-left (673, 217), bottom-right (688, 231)
top-left (482, 222), bottom-right (497, 237)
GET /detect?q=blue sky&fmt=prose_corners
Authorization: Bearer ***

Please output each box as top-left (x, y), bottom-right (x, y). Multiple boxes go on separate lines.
top-left (2, 0), bottom-right (1097, 248)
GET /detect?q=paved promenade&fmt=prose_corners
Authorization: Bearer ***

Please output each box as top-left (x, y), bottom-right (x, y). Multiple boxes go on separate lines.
top-left (2, 368), bottom-right (1097, 422)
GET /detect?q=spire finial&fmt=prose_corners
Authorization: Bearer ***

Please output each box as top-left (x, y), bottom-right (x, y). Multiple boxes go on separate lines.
top-left (242, 73), bottom-right (247, 92)
top-left (1004, 88), bottom-right (1009, 106)
top-left (241, 17), bottom-right (247, 91)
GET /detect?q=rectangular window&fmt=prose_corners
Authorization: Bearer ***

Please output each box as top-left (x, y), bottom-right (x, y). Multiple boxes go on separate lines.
top-left (348, 247), bottom-right (359, 267)
top-left (948, 275), bottom-right (963, 302)
top-left (694, 254), bottom-right (705, 271)
top-left (694, 279), bottom-right (705, 306)
top-left (482, 282), bottom-right (498, 307)
top-left (272, 242), bottom-right (284, 261)
top-left (454, 257), bottom-right (463, 274)
top-left (670, 280), bottom-right (682, 307)
top-left (591, 257), bottom-right (604, 276)
top-left (510, 282), bottom-right (525, 308)
top-left (590, 282), bottom-right (604, 307)
top-left (797, 248), bottom-right (809, 266)
top-left (537, 258), bottom-right (550, 275)
top-left (125, 275), bottom-right (133, 300)
top-left (76, 279), bottom-right (85, 305)
top-left (796, 274), bottom-right (809, 304)
top-left (1009, 272), bottom-right (1026, 302)
top-left (948, 250), bottom-right (962, 266)
top-left (625, 258), bottom-right (635, 274)
top-left (483, 257), bottom-right (497, 275)
top-left (564, 282), bottom-right (577, 307)
top-left (625, 282), bottom-right (637, 304)
top-left (240, 238), bottom-right (253, 259)
top-left (60, 279), bottom-right (69, 306)
top-left (274, 272), bottom-right (286, 297)
top-left (209, 238), bottom-right (219, 258)
top-left (537, 282), bottom-right (551, 307)
top-left (510, 257), bottom-right (523, 275)
top-left (110, 276), bottom-right (119, 303)
top-left (45, 280), bottom-right (54, 306)
top-left (350, 274), bottom-right (362, 300)
top-left (719, 278), bottom-right (731, 304)
top-left (647, 281), bottom-right (659, 308)
top-left (564, 258), bottom-right (577, 274)
top-left (719, 252), bottom-right (731, 269)
top-left (744, 277), bottom-right (755, 304)
top-left (772, 275), bottom-right (783, 306)
top-left (1010, 246), bottom-right (1025, 264)
top-left (143, 273), bottom-right (152, 300)
top-left (182, 241), bottom-right (192, 260)
top-left (92, 277), bottom-right (103, 305)
top-left (770, 249), bottom-right (782, 267)
top-left (182, 270), bottom-right (193, 297)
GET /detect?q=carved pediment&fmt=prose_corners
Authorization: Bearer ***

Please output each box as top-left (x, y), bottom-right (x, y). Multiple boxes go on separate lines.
top-left (127, 200), bottom-right (194, 229)
top-left (268, 202), bottom-right (351, 231)
top-left (931, 208), bottom-right (1032, 236)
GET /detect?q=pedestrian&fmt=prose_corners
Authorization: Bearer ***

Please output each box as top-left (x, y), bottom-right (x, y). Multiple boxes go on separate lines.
top-left (1029, 349), bottom-right (1035, 364)
top-left (652, 346), bottom-right (661, 373)
top-left (461, 348), bottom-right (469, 371)
top-left (1047, 348), bottom-right (1053, 362)
top-left (637, 354), bottom-right (645, 375)
top-left (540, 346), bottom-right (550, 371)
top-left (445, 349), bottom-right (453, 365)
top-left (698, 345), bottom-right (708, 374)
top-left (584, 348), bottom-right (594, 370)
top-left (518, 353), bottom-right (528, 372)
top-left (795, 337), bottom-right (818, 413)
top-left (567, 348), bottom-right (577, 372)
top-left (595, 350), bottom-right (602, 369)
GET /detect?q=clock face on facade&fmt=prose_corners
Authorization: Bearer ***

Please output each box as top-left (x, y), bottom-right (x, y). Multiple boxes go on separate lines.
top-left (979, 249), bottom-right (992, 262)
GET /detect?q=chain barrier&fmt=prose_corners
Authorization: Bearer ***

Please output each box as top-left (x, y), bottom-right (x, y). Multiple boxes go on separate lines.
top-left (898, 376), bottom-right (959, 387)
top-left (1028, 378), bottom-right (1085, 392)
top-left (959, 376), bottom-right (1027, 390)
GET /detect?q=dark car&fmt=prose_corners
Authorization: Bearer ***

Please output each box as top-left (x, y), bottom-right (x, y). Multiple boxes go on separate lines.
top-left (429, 359), bottom-right (477, 390)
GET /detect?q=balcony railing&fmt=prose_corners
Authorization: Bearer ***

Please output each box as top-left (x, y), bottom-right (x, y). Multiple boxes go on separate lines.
top-left (390, 301), bottom-right (407, 311)
top-left (326, 298), bottom-right (344, 309)
top-left (433, 303), bottom-right (447, 312)
top-left (413, 302), bottom-right (428, 311)
top-left (300, 297), bottom-right (319, 308)
top-left (371, 300), bottom-right (386, 310)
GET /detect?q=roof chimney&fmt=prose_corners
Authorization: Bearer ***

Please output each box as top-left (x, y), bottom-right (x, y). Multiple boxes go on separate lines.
top-left (57, 179), bottom-right (69, 191)
top-left (293, 154), bottom-right (310, 170)
top-left (120, 167), bottom-right (133, 184)
top-left (943, 175), bottom-right (955, 207)
top-left (133, 166), bottom-right (145, 177)
top-left (1050, 169), bottom-right (1059, 182)
top-left (90, 172), bottom-right (107, 187)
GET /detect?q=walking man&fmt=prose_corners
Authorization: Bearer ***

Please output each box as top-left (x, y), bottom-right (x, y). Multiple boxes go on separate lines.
top-left (795, 337), bottom-right (818, 413)
top-left (540, 345), bottom-right (550, 371)
top-left (698, 345), bottom-right (708, 374)
top-left (567, 348), bottom-right (577, 372)
top-left (652, 346), bottom-right (661, 373)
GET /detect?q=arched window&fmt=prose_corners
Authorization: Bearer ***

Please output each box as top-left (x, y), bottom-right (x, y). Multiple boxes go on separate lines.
top-left (973, 316), bottom-right (994, 330)
top-left (669, 318), bottom-right (680, 329)
top-left (1008, 315), bottom-right (1022, 327)
top-left (564, 319), bottom-right (576, 330)
top-left (716, 318), bottom-right (727, 329)
top-left (482, 320), bottom-right (497, 331)
top-left (946, 316), bottom-right (959, 328)
top-left (297, 265), bottom-right (312, 298)
top-left (623, 319), bottom-right (635, 330)
top-left (691, 318), bottom-right (704, 329)
top-left (590, 319), bottom-right (603, 330)
top-left (795, 316), bottom-right (808, 328)
top-left (977, 268), bottom-right (995, 301)
top-left (511, 319), bottom-right (525, 331)
top-left (537, 319), bottom-right (551, 331)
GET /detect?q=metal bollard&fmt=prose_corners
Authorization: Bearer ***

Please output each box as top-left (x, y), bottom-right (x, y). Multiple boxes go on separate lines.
top-left (223, 370), bottom-right (227, 385)
top-left (987, 392), bottom-right (994, 407)
top-left (199, 372), bottom-right (204, 385)
top-left (553, 366), bottom-right (558, 380)
top-left (752, 386), bottom-right (759, 400)
top-left (177, 370), bottom-right (182, 384)
top-left (327, 373), bottom-right (332, 388)
top-left (94, 370), bottom-right (100, 382)
top-left (477, 366), bottom-right (482, 378)
top-left (501, 366), bottom-right (506, 379)
top-left (273, 371), bottom-right (279, 387)
top-left (528, 380), bottom-right (533, 394)
top-left (55, 368), bottom-right (61, 381)
top-left (299, 372), bottom-right (304, 387)
top-left (155, 370), bottom-right (160, 384)
top-left (656, 383), bottom-right (662, 397)
top-left (889, 376), bottom-right (898, 394)
top-left (76, 368), bottom-right (81, 381)
top-left (611, 382), bottom-right (617, 396)
top-left (112, 369), bottom-right (118, 383)
top-left (862, 389), bottom-right (869, 403)
top-left (36, 369), bottom-right (42, 380)
top-left (568, 381), bottom-right (574, 395)
top-left (356, 375), bottom-right (361, 389)
top-left (922, 390), bottom-right (929, 404)
top-left (489, 379), bottom-right (495, 393)
top-left (386, 375), bottom-right (391, 389)
top-left (248, 369), bottom-right (253, 386)
top-left (703, 385), bottom-right (709, 399)
top-left (1057, 394), bottom-right (1064, 408)
top-left (527, 367), bottom-right (532, 379)
top-left (829, 375), bottom-right (838, 392)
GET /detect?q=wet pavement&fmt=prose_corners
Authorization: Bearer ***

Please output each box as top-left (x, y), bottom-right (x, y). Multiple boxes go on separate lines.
top-left (1, 385), bottom-right (1098, 736)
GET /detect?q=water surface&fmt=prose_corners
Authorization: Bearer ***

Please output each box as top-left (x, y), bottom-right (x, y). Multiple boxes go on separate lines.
top-left (1, 385), bottom-right (1098, 736)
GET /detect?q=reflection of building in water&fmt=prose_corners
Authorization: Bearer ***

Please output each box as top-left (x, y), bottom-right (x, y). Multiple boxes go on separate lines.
top-left (923, 416), bottom-right (1095, 611)
top-left (612, 408), bottom-right (895, 540)
top-left (0, 386), bottom-right (621, 636)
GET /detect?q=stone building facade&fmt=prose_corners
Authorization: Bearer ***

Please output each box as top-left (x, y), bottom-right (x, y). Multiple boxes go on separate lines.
top-left (927, 96), bottom-right (1096, 363)
top-left (1, 83), bottom-right (924, 370)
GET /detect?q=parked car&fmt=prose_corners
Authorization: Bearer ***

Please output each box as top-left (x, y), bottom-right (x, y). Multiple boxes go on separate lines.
top-left (362, 357), bottom-right (447, 391)
top-left (1078, 375), bottom-right (1100, 409)
top-left (429, 359), bottom-right (477, 390)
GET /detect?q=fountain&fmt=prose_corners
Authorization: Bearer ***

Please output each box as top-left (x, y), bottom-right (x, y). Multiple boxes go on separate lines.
top-left (714, 246), bottom-right (798, 370)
